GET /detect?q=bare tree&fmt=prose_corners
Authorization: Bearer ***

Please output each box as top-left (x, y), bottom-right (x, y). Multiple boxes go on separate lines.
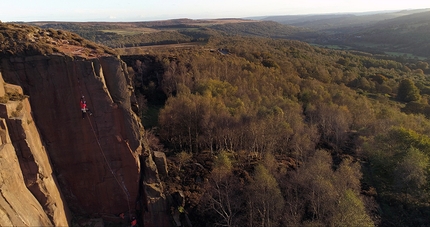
top-left (203, 151), bottom-right (243, 227)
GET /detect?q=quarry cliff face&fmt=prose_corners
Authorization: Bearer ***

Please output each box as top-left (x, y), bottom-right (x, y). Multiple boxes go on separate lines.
top-left (0, 53), bottom-right (170, 226)
top-left (0, 74), bottom-right (70, 226)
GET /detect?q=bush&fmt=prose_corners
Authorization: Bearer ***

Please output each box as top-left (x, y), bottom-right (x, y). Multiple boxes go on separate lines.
top-left (397, 79), bottom-right (421, 102)
top-left (8, 92), bottom-right (28, 101)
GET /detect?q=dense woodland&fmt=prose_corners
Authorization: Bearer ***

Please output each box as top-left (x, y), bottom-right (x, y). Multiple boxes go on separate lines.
top-left (121, 34), bottom-right (430, 227)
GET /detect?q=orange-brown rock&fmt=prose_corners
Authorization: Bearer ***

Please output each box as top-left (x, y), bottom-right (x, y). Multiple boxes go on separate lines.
top-left (1, 54), bottom-right (142, 216)
top-left (0, 73), bottom-right (70, 226)
top-left (0, 23), bottom-right (172, 226)
top-left (142, 151), bottom-right (171, 227)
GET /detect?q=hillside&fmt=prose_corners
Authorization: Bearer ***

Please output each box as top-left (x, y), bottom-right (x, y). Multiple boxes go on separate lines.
top-left (260, 9), bottom-right (430, 29)
top-left (209, 20), bottom-right (308, 38)
top-left (121, 34), bottom-right (430, 226)
top-left (341, 10), bottom-right (430, 57)
top-left (23, 19), bottom-right (251, 48)
top-left (23, 10), bottom-right (430, 59)
top-left (23, 19), bottom-right (309, 49)
top-left (288, 9), bottom-right (430, 58)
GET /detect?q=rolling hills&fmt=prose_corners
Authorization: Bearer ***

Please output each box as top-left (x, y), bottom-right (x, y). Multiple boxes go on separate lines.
top-left (23, 9), bottom-right (430, 58)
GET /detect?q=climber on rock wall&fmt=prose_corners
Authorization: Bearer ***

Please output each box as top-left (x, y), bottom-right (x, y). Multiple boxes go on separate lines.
top-left (80, 96), bottom-right (92, 119)
top-left (130, 216), bottom-right (137, 227)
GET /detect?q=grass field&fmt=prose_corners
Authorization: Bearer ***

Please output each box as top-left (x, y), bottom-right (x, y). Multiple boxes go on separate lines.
top-left (385, 51), bottom-right (427, 60)
top-left (116, 42), bottom-right (204, 55)
top-left (311, 43), bottom-right (353, 50)
top-left (100, 27), bottom-right (159, 35)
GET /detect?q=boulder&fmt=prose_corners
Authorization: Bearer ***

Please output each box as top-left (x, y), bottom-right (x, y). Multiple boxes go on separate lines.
top-left (153, 151), bottom-right (168, 177)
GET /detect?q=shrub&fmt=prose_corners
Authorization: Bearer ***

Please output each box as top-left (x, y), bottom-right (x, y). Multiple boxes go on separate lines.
top-left (8, 92), bottom-right (28, 101)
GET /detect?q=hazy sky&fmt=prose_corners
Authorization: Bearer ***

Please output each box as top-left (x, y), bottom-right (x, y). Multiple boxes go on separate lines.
top-left (2, 0), bottom-right (430, 22)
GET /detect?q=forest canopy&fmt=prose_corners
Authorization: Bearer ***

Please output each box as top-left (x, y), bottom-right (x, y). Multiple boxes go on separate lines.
top-left (122, 34), bottom-right (430, 226)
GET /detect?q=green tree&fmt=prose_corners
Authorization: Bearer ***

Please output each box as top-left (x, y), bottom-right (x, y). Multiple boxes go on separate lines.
top-left (204, 151), bottom-right (242, 227)
top-left (247, 164), bottom-right (284, 227)
top-left (158, 93), bottom-right (212, 152)
top-left (282, 150), bottom-right (370, 226)
top-left (394, 147), bottom-right (429, 196)
top-left (331, 189), bottom-right (374, 227)
top-left (397, 79), bottom-right (421, 102)
top-left (364, 127), bottom-right (430, 226)
top-left (416, 61), bottom-right (429, 71)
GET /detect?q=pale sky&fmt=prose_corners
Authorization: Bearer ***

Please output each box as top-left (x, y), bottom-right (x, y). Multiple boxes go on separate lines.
top-left (2, 0), bottom-right (430, 22)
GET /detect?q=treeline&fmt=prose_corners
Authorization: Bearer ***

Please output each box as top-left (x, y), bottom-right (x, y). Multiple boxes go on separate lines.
top-left (36, 23), bottom-right (193, 47)
top-left (25, 14), bottom-right (430, 59)
top-left (27, 21), bottom-right (220, 48)
top-left (210, 21), bottom-right (308, 38)
top-left (100, 31), bottom-right (194, 48)
top-left (124, 36), bottom-right (430, 226)
top-left (26, 20), bottom-right (314, 49)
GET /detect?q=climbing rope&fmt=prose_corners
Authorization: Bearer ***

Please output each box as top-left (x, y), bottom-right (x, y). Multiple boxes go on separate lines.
top-left (86, 116), bottom-right (132, 218)
top-left (76, 74), bottom-right (133, 219)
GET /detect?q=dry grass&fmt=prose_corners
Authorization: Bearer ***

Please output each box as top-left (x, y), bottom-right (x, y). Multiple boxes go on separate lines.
top-left (100, 27), bottom-right (160, 35)
top-left (116, 42), bottom-right (202, 55)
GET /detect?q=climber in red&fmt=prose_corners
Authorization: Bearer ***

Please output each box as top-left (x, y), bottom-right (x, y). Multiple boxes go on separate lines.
top-left (130, 216), bottom-right (137, 227)
top-left (80, 96), bottom-right (92, 119)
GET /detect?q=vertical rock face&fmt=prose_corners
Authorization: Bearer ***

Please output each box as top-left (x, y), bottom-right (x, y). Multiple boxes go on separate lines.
top-left (141, 151), bottom-right (172, 227)
top-left (0, 23), bottom-right (173, 226)
top-left (0, 73), bottom-right (70, 226)
top-left (0, 55), bottom-right (142, 216)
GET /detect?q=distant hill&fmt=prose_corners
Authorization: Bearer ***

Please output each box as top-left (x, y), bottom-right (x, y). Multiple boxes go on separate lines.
top-left (248, 9), bottom-right (430, 58)
top-left (24, 20), bottom-right (201, 48)
top-left (24, 19), bottom-right (309, 48)
top-left (310, 10), bottom-right (430, 57)
top-left (22, 10), bottom-right (430, 58)
top-left (258, 9), bottom-right (430, 30)
top-left (209, 21), bottom-right (309, 38)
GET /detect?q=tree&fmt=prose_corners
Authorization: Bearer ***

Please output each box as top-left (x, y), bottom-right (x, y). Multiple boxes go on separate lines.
top-left (394, 147), bottom-right (429, 196)
top-left (331, 189), bottom-right (374, 227)
top-left (364, 127), bottom-right (430, 226)
top-left (158, 93), bottom-right (212, 152)
top-left (397, 79), bottom-right (421, 102)
top-left (281, 150), bottom-right (370, 226)
top-left (416, 61), bottom-right (429, 71)
top-left (176, 151), bottom-right (193, 171)
top-left (203, 151), bottom-right (243, 227)
top-left (307, 103), bottom-right (352, 148)
top-left (247, 164), bottom-right (284, 227)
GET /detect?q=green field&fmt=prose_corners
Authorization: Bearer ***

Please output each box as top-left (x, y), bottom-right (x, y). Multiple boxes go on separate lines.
top-left (100, 27), bottom-right (159, 35)
top-left (385, 51), bottom-right (427, 60)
